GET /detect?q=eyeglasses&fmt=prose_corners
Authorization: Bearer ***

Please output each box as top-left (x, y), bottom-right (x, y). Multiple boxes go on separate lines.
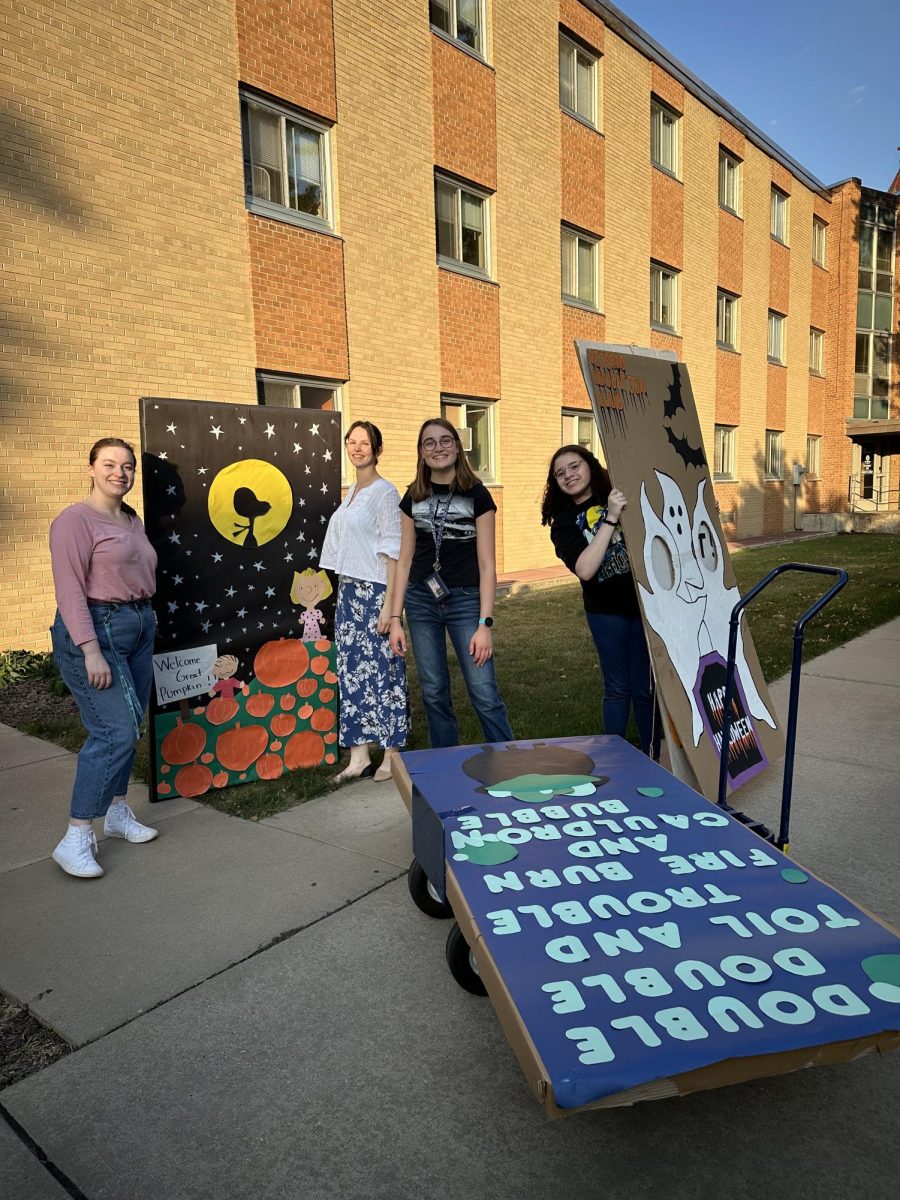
top-left (421, 436), bottom-right (456, 451)
top-left (553, 462), bottom-right (584, 480)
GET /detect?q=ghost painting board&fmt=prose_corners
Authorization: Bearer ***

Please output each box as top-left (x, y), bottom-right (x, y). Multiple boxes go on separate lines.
top-left (394, 736), bottom-right (900, 1115)
top-left (140, 398), bottom-right (341, 801)
top-left (575, 343), bottom-right (784, 801)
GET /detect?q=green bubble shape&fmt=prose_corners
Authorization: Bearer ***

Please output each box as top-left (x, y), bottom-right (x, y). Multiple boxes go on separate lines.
top-left (861, 954), bottom-right (900, 989)
top-left (636, 786), bottom-right (664, 798)
top-left (781, 868), bottom-right (809, 884)
top-left (453, 842), bottom-right (519, 866)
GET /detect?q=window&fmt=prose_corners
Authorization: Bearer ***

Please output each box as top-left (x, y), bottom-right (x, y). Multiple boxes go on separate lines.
top-left (813, 218), bottom-right (827, 268)
top-left (713, 425), bottom-right (736, 480)
top-left (806, 435), bottom-right (821, 479)
top-left (718, 149), bottom-right (740, 215)
top-left (716, 290), bottom-right (739, 350)
top-left (559, 32), bottom-right (598, 126)
top-left (561, 409), bottom-right (603, 460)
top-left (768, 310), bottom-right (785, 364)
top-left (651, 97), bottom-right (680, 176)
top-left (855, 199), bottom-right (894, 419)
top-left (259, 374), bottom-right (347, 480)
top-left (435, 175), bottom-right (490, 277)
top-left (650, 262), bottom-right (679, 332)
top-left (809, 327), bottom-right (824, 375)
top-left (770, 186), bottom-right (789, 243)
top-left (241, 93), bottom-right (331, 231)
top-left (430, 0), bottom-right (485, 57)
top-left (440, 397), bottom-right (495, 479)
top-left (561, 226), bottom-right (600, 308)
top-left (765, 430), bottom-right (783, 480)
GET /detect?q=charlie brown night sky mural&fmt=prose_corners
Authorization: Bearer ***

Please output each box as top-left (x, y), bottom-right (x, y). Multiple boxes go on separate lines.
top-left (140, 398), bottom-right (341, 800)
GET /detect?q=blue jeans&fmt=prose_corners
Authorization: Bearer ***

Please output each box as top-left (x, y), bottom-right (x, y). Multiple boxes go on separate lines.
top-left (51, 601), bottom-right (156, 820)
top-left (585, 610), bottom-right (659, 758)
top-left (404, 583), bottom-right (512, 748)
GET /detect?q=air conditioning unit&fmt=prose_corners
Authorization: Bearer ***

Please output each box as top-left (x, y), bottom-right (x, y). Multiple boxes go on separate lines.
top-left (252, 165), bottom-right (272, 201)
top-left (458, 427), bottom-right (473, 452)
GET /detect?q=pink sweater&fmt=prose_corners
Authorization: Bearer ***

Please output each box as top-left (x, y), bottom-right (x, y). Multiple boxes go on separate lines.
top-left (50, 503), bottom-right (157, 645)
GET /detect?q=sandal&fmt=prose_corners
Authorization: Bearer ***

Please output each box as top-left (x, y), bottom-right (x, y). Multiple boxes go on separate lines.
top-left (332, 764), bottom-right (375, 784)
top-left (373, 764), bottom-right (393, 783)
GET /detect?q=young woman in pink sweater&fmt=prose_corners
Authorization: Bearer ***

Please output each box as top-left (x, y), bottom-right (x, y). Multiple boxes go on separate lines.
top-left (49, 438), bottom-right (159, 878)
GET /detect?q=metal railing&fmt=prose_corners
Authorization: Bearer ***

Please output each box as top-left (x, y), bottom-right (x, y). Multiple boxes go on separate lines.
top-left (847, 473), bottom-right (899, 511)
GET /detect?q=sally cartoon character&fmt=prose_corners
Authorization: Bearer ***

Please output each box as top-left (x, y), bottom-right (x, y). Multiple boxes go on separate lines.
top-left (290, 568), bottom-right (333, 641)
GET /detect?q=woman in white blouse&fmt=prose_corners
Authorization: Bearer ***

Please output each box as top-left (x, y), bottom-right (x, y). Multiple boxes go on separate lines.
top-left (319, 421), bottom-right (409, 782)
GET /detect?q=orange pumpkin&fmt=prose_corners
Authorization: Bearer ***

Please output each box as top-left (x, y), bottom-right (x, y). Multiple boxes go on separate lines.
top-left (311, 707), bottom-right (336, 732)
top-left (325, 753), bottom-right (336, 765)
top-left (246, 692), bottom-right (275, 718)
top-left (284, 730), bottom-right (325, 770)
top-left (157, 782), bottom-right (172, 795)
top-left (310, 655), bottom-right (329, 675)
top-left (324, 732), bottom-right (338, 744)
top-left (256, 753), bottom-right (284, 781)
top-left (280, 694), bottom-right (296, 711)
top-left (216, 723), bottom-right (268, 772)
top-left (296, 678), bottom-right (317, 697)
top-left (206, 696), bottom-right (239, 726)
top-left (324, 671), bottom-right (338, 685)
top-left (314, 638), bottom-right (331, 651)
top-left (297, 704), bottom-right (313, 720)
top-left (160, 765), bottom-right (170, 775)
top-left (254, 639), bottom-right (310, 688)
top-left (161, 718), bottom-right (206, 765)
top-left (174, 762), bottom-right (213, 798)
top-left (271, 713), bottom-right (296, 737)
top-left (201, 753), bottom-right (214, 764)
top-left (319, 688), bottom-right (335, 703)
top-left (212, 772), bottom-right (229, 788)
top-left (270, 740), bottom-right (282, 751)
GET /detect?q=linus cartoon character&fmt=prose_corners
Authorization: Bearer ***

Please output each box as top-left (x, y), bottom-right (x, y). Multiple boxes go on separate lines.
top-left (290, 568), bottom-right (333, 641)
top-left (208, 653), bottom-right (245, 699)
top-left (461, 744), bottom-right (608, 803)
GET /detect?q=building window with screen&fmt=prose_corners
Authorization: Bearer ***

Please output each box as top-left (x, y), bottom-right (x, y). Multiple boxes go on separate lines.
top-left (561, 409), bottom-right (603, 460)
top-left (813, 217), bottom-right (827, 267)
top-left (241, 92), bottom-right (332, 232)
top-left (765, 429), bottom-right (783, 480)
top-left (770, 186), bottom-right (789, 244)
top-left (561, 226), bottom-right (600, 309)
top-left (718, 148), bottom-right (741, 215)
top-left (809, 327), bottom-right (824, 375)
top-left (430, 0), bottom-right (485, 57)
top-left (855, 198), bottom-right (895, 419)
top-left (651, 97), bottom-right (680, 176)
top-left (768, 310), bottom-right (786, 364)
top-left (713, 425), bottom-right (736, 480)
top-left (559, 32), bottom-right (598, 127)
top-left (806, 435), bottom-right (821, 478)
top-left (650, 262), bottom-right (679, 332)
top-left (716, 290), bottom-right (739, 350)
top-left (440, 396), bottom-right (495, 480)
top-left (435, 174), bottom-right (491, 279)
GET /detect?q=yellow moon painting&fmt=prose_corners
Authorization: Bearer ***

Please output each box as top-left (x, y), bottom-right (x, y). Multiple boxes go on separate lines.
top-left (208, 459), bottom-right (293, 547)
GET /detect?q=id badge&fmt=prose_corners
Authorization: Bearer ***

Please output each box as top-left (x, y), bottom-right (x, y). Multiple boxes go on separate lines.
top-left (425, 572), bottom-right (450, 601)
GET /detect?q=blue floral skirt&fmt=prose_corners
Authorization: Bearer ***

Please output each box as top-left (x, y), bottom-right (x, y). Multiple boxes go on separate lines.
top-left (335, 578), bottom-right (409, 748)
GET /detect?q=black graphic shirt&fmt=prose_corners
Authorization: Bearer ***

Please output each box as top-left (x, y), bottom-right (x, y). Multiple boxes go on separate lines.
top-left (399, 482), bottom-right (496, 587)
top-left (550, 494), bottom-right (640, 616)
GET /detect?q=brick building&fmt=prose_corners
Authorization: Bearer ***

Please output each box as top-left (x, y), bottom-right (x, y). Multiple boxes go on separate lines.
top-left (2, 0), bottom-right (897, 647)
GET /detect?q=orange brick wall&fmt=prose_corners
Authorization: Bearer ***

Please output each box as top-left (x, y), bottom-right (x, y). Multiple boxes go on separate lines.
top-left (432, 35), bottom-right (497, 189)
top-left (248, 217), bottom-right (349, 378)
top-left (559, 0), bottom-right (605, 53)
top-left (716, 349), bottom-right (741, 425)
top-left (561, 116), bottom-right (605, 234)
top-left (236, 0), bottom-right (337, 121)
top-left (562, 304), bottom-right (606, 407)
top-left (769, 239), bottom-right (791, 315)
top-left (651, 169), bottom-right (684, 269)
top-left (438, 272), bottom-right (501, 397)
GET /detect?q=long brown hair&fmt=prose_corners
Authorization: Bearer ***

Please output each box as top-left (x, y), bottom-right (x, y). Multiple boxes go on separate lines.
top-left (89, 437), bottom-right (138, 517)
top-left (409, 417), bottom-right (479, 502)
top-left (540, 444), bottom-right (611, 526)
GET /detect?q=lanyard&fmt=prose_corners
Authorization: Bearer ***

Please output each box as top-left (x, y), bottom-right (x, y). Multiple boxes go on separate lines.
top-left (429, 487), bottom-right (455, 572)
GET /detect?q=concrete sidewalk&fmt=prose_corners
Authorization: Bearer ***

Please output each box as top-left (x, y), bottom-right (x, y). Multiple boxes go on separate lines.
top-left (1, 619), bottom-right (899, 1199)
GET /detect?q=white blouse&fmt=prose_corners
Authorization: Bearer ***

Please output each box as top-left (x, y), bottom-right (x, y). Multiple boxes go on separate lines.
top-left (319, 476), bottom-right (402, 585)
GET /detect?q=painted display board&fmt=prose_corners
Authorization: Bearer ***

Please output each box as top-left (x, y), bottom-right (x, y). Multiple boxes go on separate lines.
top-left (576, 342), bottom-right (784, 801)
top-left (140, 398), bottom-right (341, 800)
top-left (397, 736), bottom-right (900, 1114)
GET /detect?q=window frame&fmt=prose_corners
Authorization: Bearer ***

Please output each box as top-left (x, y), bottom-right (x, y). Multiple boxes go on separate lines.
top-left (764, 429), bottom-right (783, 481)
top-left (257, 372), bottom-right (348, 481)
top-left (767, 310), bottom-right (786, 365)
top-left (558, 31), bottom-right (599, 128)
top-left (561, 408), bottom-right (604, 461)
top-left (429, 0), bottom-right (487, 60)
top-left (770, 185), bottom-right (789, 245)
top-left (434, 173), bottom-right (492, 281)
top-left (809, 326), bottom-right (825, 375)
top-left (812, 217), bottom-right (827, 268)
top-left (240, 91), bottom-right (334, 234)
top-left (440, 395), bottom-right (497, 482)
top-left (806, 434), bottom-right (821, 479)
top-left (716, 289), bottom-right (739, 351)
top-left (650, 261), bottom-right (680, 333)
top-left (713, 424), bottom-right (736, 481)
top-left (561, 224), bottom-right (601, 311)
top-left (718, 148), bottom-right (741, 216)
top-left (650, 96), bottom-right (681, 178)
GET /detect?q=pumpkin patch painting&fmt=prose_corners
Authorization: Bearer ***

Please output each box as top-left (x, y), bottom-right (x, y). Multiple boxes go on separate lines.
top-left (574, 343), bottom-right (784, 803)
top-left (140, 397), bottom-right (341, 800)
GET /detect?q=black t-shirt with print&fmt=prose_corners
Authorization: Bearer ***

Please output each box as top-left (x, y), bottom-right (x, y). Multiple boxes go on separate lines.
top-left (399, 481), bottom-right (496, 588)
top-left (550, 494), bottom-right (640, 616)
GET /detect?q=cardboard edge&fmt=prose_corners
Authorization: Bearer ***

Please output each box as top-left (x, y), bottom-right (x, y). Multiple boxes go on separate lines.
top-left (392, 755), bottom-right (413, 815)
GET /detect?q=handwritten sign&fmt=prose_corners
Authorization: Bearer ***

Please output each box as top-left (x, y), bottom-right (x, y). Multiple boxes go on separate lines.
top-left (403, 736), bottom-right (900, 1109)
top-left (152, 644), bottom-right (218, 706)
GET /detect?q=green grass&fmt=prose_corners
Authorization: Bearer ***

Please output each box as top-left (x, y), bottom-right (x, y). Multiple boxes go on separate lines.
top-left (5, 534), bottom-right (898, 820)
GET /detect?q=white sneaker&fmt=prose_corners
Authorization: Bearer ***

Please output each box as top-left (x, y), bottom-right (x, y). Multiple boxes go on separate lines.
top-left (52, 827), bottom-right (104, 879)
top-left (103, 803), bottom-right (158, 844)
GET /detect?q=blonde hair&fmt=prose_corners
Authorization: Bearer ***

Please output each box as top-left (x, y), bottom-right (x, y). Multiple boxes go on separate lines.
top-left (290, 567), bottom-right (333, 605)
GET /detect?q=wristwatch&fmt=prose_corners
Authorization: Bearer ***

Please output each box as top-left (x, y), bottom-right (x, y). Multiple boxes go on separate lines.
top-left (479, 617), bottom-right (494, 628)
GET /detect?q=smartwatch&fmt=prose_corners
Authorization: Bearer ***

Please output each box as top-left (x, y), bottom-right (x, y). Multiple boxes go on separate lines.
top-left (479, 617), bottom-right (494, 628)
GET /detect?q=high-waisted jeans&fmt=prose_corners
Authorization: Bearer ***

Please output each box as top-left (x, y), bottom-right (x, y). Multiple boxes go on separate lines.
top-left (585, 610), bottom-right (659, 758)
top-left (404, 583), bottom-right (513, 749)
top-left (51, 600), bottom-right (156, 819)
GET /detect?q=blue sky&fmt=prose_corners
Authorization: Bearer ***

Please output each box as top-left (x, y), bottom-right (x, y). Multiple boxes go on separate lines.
top-left (617, 0), bottom-right (899, 190)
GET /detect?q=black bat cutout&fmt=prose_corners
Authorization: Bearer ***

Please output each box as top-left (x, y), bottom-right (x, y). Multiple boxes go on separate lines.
top-left (663, 373), bottom-right (685, 420)
top-left (665, 424), bottom-right (707, 469)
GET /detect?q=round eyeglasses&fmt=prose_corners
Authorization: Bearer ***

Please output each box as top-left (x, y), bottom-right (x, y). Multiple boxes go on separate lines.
top-left (421, 435), bottom-right (456, 451)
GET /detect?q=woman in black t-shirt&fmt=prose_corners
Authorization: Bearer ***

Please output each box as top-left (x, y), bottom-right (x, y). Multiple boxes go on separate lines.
top-left (542, 444), bottom-right (657, 757)
top-left (390, 418), bottom-right (512, 748)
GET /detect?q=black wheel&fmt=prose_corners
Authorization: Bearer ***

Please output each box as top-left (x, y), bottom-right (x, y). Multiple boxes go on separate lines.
top-left (407, 858), bottom-right (453, 919)
top-left (446, 922), bottom-right (487, 996)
